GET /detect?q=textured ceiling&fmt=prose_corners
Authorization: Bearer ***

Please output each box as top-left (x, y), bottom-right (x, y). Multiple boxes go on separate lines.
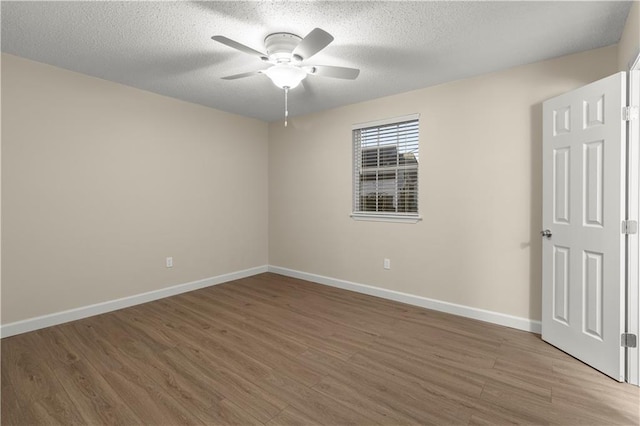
top-left (1, 1), bottom-right (632, 122)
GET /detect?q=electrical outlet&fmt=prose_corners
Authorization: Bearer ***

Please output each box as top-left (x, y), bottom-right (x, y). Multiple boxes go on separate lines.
top-left (384, 258), bottom-right (391, 270)
top-left (166, 257), bottom-right (173, 268)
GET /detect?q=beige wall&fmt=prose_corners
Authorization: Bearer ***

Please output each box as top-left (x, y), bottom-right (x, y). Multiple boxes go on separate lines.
top-left (0, 43), bottom-right (623, 327)
top-left (269, 45), bottom-right (618, 321)
top-left (1, 53), bottom-right (268, 324)
top-left (619, 0), bottom-right (640, 71)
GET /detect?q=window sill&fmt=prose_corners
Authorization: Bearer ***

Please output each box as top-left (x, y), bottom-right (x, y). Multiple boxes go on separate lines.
top-left (350, 213), bottom-right (423, 223)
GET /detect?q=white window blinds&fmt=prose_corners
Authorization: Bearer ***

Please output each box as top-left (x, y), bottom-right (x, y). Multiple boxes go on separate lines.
top-left (353, 114), bottom-right (419, 217)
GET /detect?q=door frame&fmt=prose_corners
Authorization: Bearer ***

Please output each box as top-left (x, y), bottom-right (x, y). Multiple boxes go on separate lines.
top-left (627, 55), bottom-right (640, 386)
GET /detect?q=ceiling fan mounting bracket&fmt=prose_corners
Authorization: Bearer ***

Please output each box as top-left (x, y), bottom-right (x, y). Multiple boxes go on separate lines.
top-left (264, 32), bottom-right (302, 63)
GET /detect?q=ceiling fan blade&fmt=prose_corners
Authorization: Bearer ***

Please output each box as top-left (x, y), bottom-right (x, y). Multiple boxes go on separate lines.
top-left (292, 28), bottom-right (334, 61)
top-left (212, 35), bottom-right (267, 60)
top-left (305, 65), bottom-right (360, 80)
top-left (221, 70), bottom-right (263, 80)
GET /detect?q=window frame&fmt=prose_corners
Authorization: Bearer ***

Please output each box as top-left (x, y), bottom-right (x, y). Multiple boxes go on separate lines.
top-left (351, 113), bottom-right (422, 223)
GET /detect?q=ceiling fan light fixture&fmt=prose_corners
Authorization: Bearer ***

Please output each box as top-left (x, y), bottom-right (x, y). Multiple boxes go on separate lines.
top-left (263, 64), bottom-right (307, 89)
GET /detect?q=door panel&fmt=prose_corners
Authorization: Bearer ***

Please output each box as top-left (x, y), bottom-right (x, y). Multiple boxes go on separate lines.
top-left (553, 148), bottom-right (570, 223)
top-left (553, 246), bottom-right (570, 324)
top-left (583, 250), bottom-right (603, 339)
top-left (583, 140), bottom-right (604, 226)
top-left (542, 72), bottom-right (626, 381)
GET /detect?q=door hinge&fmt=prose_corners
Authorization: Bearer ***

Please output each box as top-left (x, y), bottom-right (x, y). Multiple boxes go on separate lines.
top-left (622, 333), bottom-right (637, 348)
top-left (623, 106), bottom-right (639, 121)
top-left (622, 220), bottom-right (638, 235)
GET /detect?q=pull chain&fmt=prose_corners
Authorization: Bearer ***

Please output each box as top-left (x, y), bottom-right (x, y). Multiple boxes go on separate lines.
top-left (284, 86), bottom-right (289, 127)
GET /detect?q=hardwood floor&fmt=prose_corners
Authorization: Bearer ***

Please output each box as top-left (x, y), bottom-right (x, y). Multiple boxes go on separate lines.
top-left (2, 273), bottom-right (639, 425)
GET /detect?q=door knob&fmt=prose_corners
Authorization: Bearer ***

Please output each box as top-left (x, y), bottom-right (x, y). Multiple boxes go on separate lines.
top-left (540, 229), bottom-right (552, 239)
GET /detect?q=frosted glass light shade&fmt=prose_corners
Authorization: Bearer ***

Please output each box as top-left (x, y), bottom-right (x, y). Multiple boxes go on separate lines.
top-left (263, 64), bottom-right (307, 89)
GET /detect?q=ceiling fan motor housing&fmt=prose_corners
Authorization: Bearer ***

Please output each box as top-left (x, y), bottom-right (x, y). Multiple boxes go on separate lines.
top-left (264, 33), bottom-right (302, 63)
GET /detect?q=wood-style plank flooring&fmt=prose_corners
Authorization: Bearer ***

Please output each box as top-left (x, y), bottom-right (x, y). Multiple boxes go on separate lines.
top-left (2, 273), bottom-right (639, 425)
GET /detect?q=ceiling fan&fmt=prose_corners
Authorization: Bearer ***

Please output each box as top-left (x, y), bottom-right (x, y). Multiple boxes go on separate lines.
top-left (212, 28), bottom-right (360, 125)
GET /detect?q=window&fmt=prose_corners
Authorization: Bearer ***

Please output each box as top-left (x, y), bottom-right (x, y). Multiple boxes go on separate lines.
top-left (352, 114), bottom-right (420, 222)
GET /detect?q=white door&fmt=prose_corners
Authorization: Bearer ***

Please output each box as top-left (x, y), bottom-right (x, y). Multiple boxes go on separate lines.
top-left (542, 72), bottom-right (627, 382)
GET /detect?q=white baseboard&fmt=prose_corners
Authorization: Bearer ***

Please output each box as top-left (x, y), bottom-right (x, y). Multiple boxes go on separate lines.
top-left (2, 264), bottom-right (541, 338)
top-left (268, 265), bottom-right (542, 334)
top-left (0, 265), bottom-right (268, 338)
